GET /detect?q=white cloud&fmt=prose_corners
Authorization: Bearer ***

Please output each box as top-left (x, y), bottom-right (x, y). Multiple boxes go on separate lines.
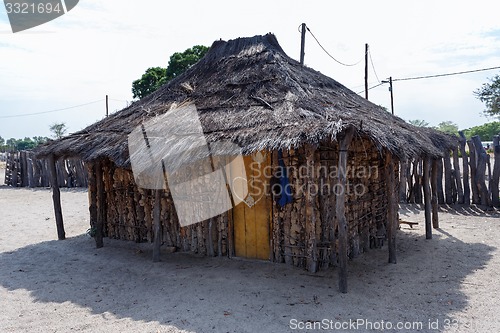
top-left (1, 0), bottom-right (500, 138)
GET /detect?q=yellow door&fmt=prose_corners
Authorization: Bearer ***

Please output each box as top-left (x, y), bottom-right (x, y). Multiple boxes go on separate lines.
top-left (232, 152), bottom-right (271, 260)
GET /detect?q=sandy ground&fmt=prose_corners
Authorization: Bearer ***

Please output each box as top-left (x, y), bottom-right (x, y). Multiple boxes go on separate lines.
top-left (1, 179), bottom-right (500, 332)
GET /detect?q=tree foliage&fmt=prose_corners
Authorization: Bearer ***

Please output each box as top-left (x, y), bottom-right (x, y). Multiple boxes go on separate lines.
top-left (131, 67), bottom-right (167, 99)
top-left (49, 122), bottom-right (67, 139)
top-left (462, 121), bottom-right (500, 141)
top-left (474, 74), bottom-right (500, 118)
top-left (434, 121), bottom-right (459, 135)
top-left (0, 136), bottom-right (49, 152)
top-left (408, 119), bottom-right (430, 127)
top-left (131, 45), bottom-right (209, 99)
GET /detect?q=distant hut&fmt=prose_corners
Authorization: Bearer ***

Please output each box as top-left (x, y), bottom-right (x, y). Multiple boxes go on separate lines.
top-left (37, 34), bottom-right (455, 292)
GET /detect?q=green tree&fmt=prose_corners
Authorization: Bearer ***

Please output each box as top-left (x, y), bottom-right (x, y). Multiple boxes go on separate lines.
top-left (16, 137), bottom-right (37, 150)
top-left (49, 122), bottom-right (67, 139)
top-left (132, 67), bottom-right (167, 99)
top-left (131, 45), bottom-right (209, 99)
top-left (0, 136), bottom-right (4, 146)
top-left (462, 121), bottom-right (500, 141)
top-left (165, 45), bottom-right (209, 81)
top-left (435, 121), bottom-right (459, 135)
top-left (474, 74), bottom-right (500, 118)
top-left (32, 136), bottom-right (49, 145)
top-left (408, 119), bottom-right (430, 127)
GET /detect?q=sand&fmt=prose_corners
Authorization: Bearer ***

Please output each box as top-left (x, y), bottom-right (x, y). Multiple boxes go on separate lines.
top-left (1, 180), bottom-right (500, 332)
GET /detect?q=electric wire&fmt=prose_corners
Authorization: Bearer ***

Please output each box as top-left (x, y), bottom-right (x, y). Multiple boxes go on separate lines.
top-left (0, 99), bottom-right (104, 119)
top-left (393, 66), bottom-right (500, 82)
top-left (305, 26), bottom-right (365, 67)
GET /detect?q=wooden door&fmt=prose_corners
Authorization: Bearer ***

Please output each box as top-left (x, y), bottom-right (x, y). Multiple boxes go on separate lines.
top-left (232, 152), bottom-right (271, 260)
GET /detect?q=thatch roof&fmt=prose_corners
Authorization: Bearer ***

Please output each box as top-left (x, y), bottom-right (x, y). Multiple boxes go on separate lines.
top-left (36, 33), bottom-right (457, 167)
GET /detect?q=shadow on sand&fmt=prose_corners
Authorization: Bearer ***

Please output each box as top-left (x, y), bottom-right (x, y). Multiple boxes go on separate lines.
top-left (0, 221), bottom-right (496, 332)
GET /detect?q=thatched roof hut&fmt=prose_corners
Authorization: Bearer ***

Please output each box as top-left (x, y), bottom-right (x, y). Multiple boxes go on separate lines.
top-left (37, 33), bottom-right (456, 292)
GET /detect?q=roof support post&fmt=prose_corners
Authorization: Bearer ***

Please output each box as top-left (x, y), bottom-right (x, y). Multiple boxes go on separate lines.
top-left (386, 154), bottom-right (397, 264)
top-left (48, 154), bottom-right (65, 240)
top-left (431, 158), bottom-right (439, 229)
top-left (423, 157), bottom-right (432, 239)
top-left (152, 189), bottom-right (163, 262)
top-left (336, 127), bottom-right (354, 293)
top-left (95, 160), bottom-right (105, 248)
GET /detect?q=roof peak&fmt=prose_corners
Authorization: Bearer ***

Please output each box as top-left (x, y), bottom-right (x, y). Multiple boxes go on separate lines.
top-left (204, 33), bottom-right (289, 61)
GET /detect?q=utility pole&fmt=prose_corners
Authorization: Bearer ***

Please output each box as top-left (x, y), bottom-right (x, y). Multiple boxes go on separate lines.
top-left (389, 77), bottom-right (394, 115)
top-left (364, 43), bottom-right (369, 100)
top-left (105, 95), bottom-right (109, 117)
top-left (381, 77), bottom-right (394, 115)
top-left (300, 23), bottom-right (306, 66)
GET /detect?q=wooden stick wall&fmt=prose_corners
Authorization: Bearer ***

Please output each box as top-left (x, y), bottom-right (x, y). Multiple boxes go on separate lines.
top-left (87, 135), bottom-right (392, 275)
top-left (4, 151), bottom-right (87, 188)
top-left (399, 134), bottom-right (500, 208)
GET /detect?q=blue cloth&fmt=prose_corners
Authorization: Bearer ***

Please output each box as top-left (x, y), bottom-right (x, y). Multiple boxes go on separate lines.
top-left (277, 150), bottom-right (293, 207)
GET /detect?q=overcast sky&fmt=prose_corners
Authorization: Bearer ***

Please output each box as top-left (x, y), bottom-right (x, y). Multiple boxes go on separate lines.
top-left (1, 0), bottom-right (499, 139)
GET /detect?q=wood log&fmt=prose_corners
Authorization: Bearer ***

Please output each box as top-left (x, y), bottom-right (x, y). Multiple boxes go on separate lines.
top-left (443, 152), bottom-right (453, 204)
top-left (48, 155), bottom-right (65, 240)
top-left (423, 158), bottom-right (432, 239)
top-left (491, 135), bottom-right (500, 207)
top-left (431, 159), bottom-right (439, 228)
top-left (87, 163), bottom-right (98, 238)
top-left (436, 159), bottom-right (445, 204)
top-left (472, 136), bottom-right (491, 206)
top-left (399, 159), bottom-right (408, 202)
top-left (336, 127), bottom-right (354, 293)
top-left (152, 189), bottom-right (162, 262)
top-left (458, 132), bottom-right (471, 205)
top-left (305, 144), bottom-right (318, 273)
top-left (452, 147), bottom-right (464, 204)
top-left (95, 161), bottom-right (105, 248)
top-left (27, 154), bottom-right (34, 188)
top-left (467, 140), bottom-right (480, 204)
top-left (386, 155), bottom-right (397, 264)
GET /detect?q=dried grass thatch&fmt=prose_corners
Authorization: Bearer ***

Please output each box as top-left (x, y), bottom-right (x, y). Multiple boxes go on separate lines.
top-left (36, 33), bottom-right (457, 166)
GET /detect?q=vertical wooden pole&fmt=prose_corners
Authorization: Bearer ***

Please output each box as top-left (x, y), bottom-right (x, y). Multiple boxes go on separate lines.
top-left (458, 132), bottom-right (471, 205)
top-left (300, 23), bottom-right (306, 66)
top-left (443, 152), bottom-right (453, 204)
top-left (452, 147), bottom-right (464, 204)
top-left (389, 77), bottom-right (394, 115)
top-left (48, 155), bottom-right (65, 240)
top-left (336, 128), bottom-right (354, 293)
top-left (95, 161), bottom-right (105, 248)
top-left (467, 140), bottom-right (480, 204)
top-left (386, 154), bottom-right (397, 264)
top-left (472, 135), bottom-right (491, 206)
top-left (152, 189), bottom-right (162, 262)
top-left (364, 43), bottom-right (369, 100)
top-left (87, 163), bottom-right (97, 238)
top-left (431, 159), bottom-right (439, 229)
top-left (491, 135), bottom-right (500, 207)
top-left (399, 159), bottom-right (408, 202)
top-left (106, 95), bottom-right (109, 117)
top-left (305, 145), bottom-right (318, 273)
top-left (423, 158), bottom-right (432, 239)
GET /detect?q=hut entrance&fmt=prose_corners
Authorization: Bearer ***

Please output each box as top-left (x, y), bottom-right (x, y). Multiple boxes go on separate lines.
top-left (232, 152), bottom-right (271, 260)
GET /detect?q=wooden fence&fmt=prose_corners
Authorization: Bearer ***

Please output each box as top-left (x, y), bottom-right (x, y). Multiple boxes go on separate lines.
top-left (4, 151), bottom-right (88, 188)
top-left (400, 133), bottom-right (500, 207)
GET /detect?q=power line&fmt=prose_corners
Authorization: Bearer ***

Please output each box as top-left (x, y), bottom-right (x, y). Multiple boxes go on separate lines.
top-left (305, 26), bottom-right (365, 67)
top-left (393, 66), bottom-right (500, 82)
top-left (356, 82), bottom-right (384, 94)
top-left (0, 99), bottom-right (104, 119)
top-left (369, 49), bottom-right (381, 83)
